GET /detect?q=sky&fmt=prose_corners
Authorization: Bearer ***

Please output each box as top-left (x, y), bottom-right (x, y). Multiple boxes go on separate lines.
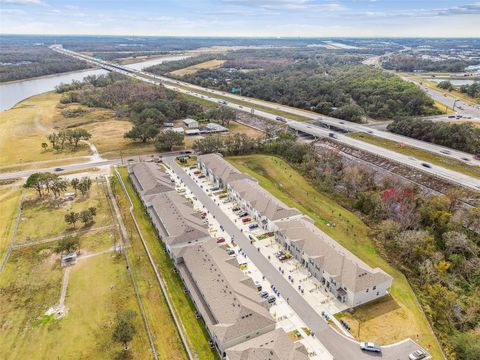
top-left (1, 0), bottom-right (479, 37)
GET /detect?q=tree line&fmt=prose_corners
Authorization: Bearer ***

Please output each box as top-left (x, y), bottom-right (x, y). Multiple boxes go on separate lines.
top-left (24, 173), bottom-right (92, 198)
top-left (381, 54), bottom-right (476, 73)
top-left (387, 118), bottom-right (480, 155)
top-left (179, 59), bottom-right (439, 122)
top-left (43, 128), bottom-right (92, 152)
top-left (0, 45), bottom-right (89, 83)
top-left (193, 133), bottom-right (480, 359)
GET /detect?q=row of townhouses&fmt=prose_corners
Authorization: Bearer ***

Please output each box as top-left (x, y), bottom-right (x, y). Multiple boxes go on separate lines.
top-left (197, 153), bottom-right (393, 307)
top-left (128, 162), bottom-right (309, 359)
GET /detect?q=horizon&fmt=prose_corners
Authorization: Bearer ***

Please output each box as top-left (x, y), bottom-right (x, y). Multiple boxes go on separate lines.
top-left (1, 0), bottom-right (479, 38)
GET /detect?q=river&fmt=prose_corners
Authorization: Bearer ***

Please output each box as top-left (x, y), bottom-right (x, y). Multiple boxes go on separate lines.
top-left (0, 55), bottom-right (187, 112)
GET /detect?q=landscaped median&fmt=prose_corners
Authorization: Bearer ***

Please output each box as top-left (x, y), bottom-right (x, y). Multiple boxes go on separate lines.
top-left (113, 167), bottom-right (219, 360)
top-left (348, 132), bottom-right (480, 180)
top-left (226, 154), bottom-right (444, 360)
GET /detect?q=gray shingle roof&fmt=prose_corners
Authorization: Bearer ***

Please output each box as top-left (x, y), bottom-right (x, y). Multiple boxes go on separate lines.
top-left (275, 217), bottom-right (392, 292)
top-left (130, 162), bottom-right (175, 196)
top-left (179, 239), bottom-right (275, 346)
top-left (226, 328), bottom-right (309, 360)
top-left (149, 191), bottom-right (210, 246)
top-left (229, 178), bottom-right (300, 221)
top-left (198, 153), bottom-right (252, 184)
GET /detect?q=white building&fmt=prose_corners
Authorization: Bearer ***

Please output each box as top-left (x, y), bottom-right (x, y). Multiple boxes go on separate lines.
top-left (183, 118), bottom-right (199, 128)
top-left (274, 217), bottom-right (393, 307)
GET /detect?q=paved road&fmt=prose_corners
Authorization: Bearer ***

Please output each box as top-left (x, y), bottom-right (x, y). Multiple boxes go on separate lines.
top-left (165, 157), bottom-right (426, 360)
top-left (289, 121), bottom-right (480, 192)
top-left (50, 46), bottom-right (480, 190)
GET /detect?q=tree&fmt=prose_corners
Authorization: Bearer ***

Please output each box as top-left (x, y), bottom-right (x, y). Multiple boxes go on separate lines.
top-left (51, 178), bottom-right (68, 198)
top-left (437, 81), bottom-right (453, 91)
top-left (78, 177), bottom-right (92, 195)
top-left (55, 236), bottom-right (80, 254)
top-left (154, 130), bottom-right (184, 151)
top-left (24, 173), bottom-right (46, 198)
top-left (80, 207), bottom-right (97, 225)
top-left (69, 128), bottom-right (92, 149)
top-left (65, 211), bottom-right (79, 228)
top-left (451, 332), bottom-right (480, 360)
top-left (79, 210), bottom-right (93, 225)
top-left (113, 310), bottom-right (137, 350)
top-left (71, 178), bottom-right (79, 195)
top-left (41, 142), bottom-right (48, 151)
top-left (124, 123), bottom-right (159, 143)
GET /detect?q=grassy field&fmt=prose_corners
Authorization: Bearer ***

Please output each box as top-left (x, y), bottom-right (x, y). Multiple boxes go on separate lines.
top-left (170, 59), bottom-right (226, 76)
top-left (0, 185), bottom-right (22, 260)
top-left (0, 93), bottom-right (90, 169)
top-left (0, 237), bottom-right (152, 360)
top-left (229, 121), bottom-right (264, 138)
top-left (115, 167), bottom-right (218, 360)
top-left (433, 101), bottom-right (454, 114)
top-left (16, 182), bottom-right (113, 244)
top-left (227, 155), bottom-right (443, 359)
top-left (349, 132), bottom-right (480, 179)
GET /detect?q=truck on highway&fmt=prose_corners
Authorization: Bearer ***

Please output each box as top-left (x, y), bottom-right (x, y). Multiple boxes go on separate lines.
top-left (328, 132), bottom-right (337, 139)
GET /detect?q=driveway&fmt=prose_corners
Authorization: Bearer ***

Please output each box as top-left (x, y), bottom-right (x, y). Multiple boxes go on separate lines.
top-left (164, 157), bottom-right (428, 360)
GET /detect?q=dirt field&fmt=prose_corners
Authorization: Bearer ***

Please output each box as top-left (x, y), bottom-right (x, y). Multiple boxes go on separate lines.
top-left (170, 59), bottom-right (226, 76)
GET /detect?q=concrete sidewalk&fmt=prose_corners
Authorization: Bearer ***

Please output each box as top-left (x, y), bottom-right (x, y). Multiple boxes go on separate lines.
top-left (165, 156), bottom-right (428, 360)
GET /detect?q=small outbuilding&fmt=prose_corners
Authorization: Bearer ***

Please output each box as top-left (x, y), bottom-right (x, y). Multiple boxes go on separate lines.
top-left (61, 252), bottom-right (77, 267)
top-left (171, 127), bottom-right (185, 134)
top-left (185, 129), bottom-right (200, 136)
top-left (183, 118), bottom-right (199, 129)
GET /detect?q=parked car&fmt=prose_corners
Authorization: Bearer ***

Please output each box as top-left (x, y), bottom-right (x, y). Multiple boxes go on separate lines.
top-left (216, 237), bottom-right (225, 244)
top-left (267, 295), bottom-right (276, 304)
top-left (54, 167), bottom-right (64, 172)
top-left (409, 349), bottom-right (428, 360)
top-left (360, 342), bottom-right (381, 353)
top-left (255, 282), bottom-right (262, 291)
top-left (242, 217), bottom-right (251, 223)
top-left (259, 290), bottom-right (269, 298)
top-left (232, 206), bottom-right (241, 212)
top-left (421, 163), bottom-right (432, 168)
top-left (226, 249), bottom-right (235, 256)
top-left (248, 224), bottom-right (259, 230)
top-left (237, 211), bottom-right (248, 217)
top-left (198, 174), bottom-right (206, 179)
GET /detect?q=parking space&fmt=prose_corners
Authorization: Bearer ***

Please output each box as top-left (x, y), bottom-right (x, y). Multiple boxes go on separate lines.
top-left (164, 164), bottom-right (333, 360)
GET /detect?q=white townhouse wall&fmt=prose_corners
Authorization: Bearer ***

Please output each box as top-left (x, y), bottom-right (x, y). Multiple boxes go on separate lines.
top-left (197, 153), bottom-right (251, 189)
top-left (176, 239), bottom-right (276, 356)
top-left (227, 178), bottom-right (301, 231)
top-left (274, 217), bottom-right (393, 307)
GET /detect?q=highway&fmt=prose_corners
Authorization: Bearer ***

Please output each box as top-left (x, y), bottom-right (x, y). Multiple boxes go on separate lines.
top-left (50, 45), bottom-right (480, 191)
top-left (165, 157), bottom-right (428, 360)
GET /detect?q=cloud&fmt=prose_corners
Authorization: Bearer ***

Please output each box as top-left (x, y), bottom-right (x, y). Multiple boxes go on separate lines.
top-left (223, 0), bottom-right (345, 11)
top-left (0, 0), bottom-right (44, 4)
top-left (352, 2), bottom-right (480, 19)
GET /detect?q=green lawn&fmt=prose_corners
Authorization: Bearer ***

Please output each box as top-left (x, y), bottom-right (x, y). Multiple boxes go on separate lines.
top-left (0, 238), bottom-right (151, 359)
top-left (349, 132), bottom-right (480, 180)
top-left (16, 182), bottom-right (114, 243)
top-left (227, 155), bottom-right (444, 359)
top-left (115, 167), bottom-right (218, 360)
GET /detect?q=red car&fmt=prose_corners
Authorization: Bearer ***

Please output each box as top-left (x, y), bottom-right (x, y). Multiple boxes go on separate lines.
top-left (242, 217), bottom-right (251, 223)
top-left (216, 237), bottom-right (225, 244)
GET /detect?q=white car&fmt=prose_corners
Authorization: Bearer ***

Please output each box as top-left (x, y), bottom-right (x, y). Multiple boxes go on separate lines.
top-left (360, 342), bottom-right (381, 353)
top-left (409, 349), bottom-right (428, 360)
